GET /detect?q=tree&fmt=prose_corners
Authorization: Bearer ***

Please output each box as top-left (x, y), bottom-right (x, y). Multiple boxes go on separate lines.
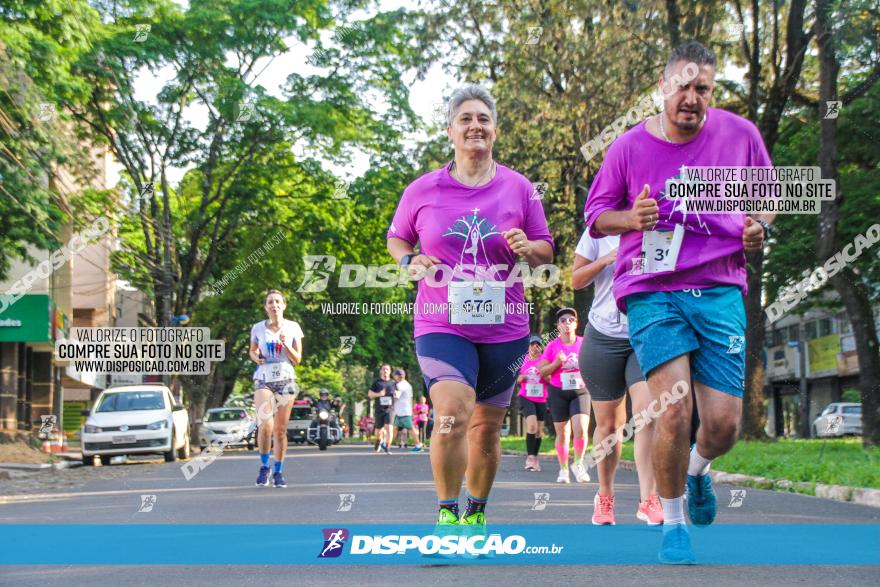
top-left (814, 0), bottom-right (880, 446)
top-left (65, 0), bottom-right (425, 430)
top-left (0, 0), bottom-right (105, 280)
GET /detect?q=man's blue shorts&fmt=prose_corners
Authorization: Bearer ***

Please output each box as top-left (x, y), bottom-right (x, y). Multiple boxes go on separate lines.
top-left (625, 285), bottom-right (746, 397)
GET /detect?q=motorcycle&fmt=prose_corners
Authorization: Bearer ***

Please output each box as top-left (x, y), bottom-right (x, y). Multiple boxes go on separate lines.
top-left (307, 399), bottom-right (343, 450)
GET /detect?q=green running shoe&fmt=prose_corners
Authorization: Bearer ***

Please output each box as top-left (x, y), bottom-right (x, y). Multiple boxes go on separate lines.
top-left (437, 507), bottom-right (460, 525)
top-left (460, 511), bottom-right (486, 526)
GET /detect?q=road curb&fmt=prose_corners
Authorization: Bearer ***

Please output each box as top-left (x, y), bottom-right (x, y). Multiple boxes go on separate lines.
top-left (501, 450), bottom-right (880, 508)
top-left (0, 461), bottom-right (83, 471)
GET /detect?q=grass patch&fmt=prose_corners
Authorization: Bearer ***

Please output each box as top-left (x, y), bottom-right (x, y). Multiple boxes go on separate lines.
top-left (500, 435), bottom-right (879, 489)
top-left (713, 437), bottom-right (879, 489)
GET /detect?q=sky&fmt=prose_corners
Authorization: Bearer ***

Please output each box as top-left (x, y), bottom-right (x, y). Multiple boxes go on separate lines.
top-left (133, 0), bottom-right (455, 185)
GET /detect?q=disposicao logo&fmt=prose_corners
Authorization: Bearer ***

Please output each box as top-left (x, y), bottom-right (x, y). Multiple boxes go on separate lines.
top-left (349, 533), bottom-right (526, 556)
top-left (318, 528), bottom-right (349, 558)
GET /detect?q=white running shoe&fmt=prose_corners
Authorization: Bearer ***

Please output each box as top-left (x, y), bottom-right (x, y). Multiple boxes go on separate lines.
top-left (556, 467), bottom-right (571, 483)
top-left (572, 462), bottom-right (591, 483)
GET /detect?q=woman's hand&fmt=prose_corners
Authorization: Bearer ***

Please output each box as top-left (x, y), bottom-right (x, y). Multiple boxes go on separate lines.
top-left (601, 247), bottom-right (619, 267)
top-left (503, 228), bottom-right (533, 257)
top-left (407, 254), bottom-right (443, 280)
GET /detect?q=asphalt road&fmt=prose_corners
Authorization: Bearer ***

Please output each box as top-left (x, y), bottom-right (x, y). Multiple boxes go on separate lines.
top-left (1, 444), bottom-right (878, 586)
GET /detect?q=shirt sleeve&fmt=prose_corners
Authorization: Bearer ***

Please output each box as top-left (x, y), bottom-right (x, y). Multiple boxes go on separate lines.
top-left (289, 321), bottom-right (304, 341)
top-left (574, 229), bottom-right (598, 260)
top-left (523, 184), bottom-right (555, 249)
top-left (250, 323), bottom-right (260, 346)
top-left (369, 379), bottom-right (380, 393)
top-left (386, 185), bottom-right (418, 246)
top-left (749, 125), bottom-right (772, 167)
top-left (584, 139), bottom-right (629, 238)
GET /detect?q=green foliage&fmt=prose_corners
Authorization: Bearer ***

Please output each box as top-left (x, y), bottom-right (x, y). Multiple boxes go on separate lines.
top-left (842, 388), bottom-right (862, 403)
top-left (0, 0), bottom-right (103, 278)
top-left (764, 82), bottom-right (880, 308)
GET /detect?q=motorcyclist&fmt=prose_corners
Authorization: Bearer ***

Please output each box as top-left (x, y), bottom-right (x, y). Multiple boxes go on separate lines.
top-left (311, 388), bottom-right (343, 413)
top-left (308, 389), bottom-right (343, 445)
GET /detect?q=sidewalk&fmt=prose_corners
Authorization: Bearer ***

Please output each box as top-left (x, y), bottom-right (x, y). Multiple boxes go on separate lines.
top-left (501, 448), bottom-right (880, 509)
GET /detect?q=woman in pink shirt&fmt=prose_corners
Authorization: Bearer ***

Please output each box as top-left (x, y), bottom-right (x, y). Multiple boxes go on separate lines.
top-left (387, 84), bottom-right (554, 530)
top-left (539, 307), bottom-right (590, 484)
top-left (413, 395), bottom-right (430, 447)
top-left (516, 335), bottom-right (548, 471)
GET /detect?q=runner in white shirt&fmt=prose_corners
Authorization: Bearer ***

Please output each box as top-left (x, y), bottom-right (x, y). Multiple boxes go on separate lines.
top-left (392, 368), bottom-right (423, 451)
top-left (573, 231), bottom-right (662, 525)
top-left (249, 289), bottom-right (304, 488)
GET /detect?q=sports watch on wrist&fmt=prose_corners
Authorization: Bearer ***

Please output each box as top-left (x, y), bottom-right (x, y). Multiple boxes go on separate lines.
top-left (757, 220), bottom-right (771, 239)
top-left (399, 253), bottom-right (415, 268)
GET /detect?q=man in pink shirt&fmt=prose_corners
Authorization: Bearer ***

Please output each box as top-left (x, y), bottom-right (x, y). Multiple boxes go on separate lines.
top-left (584, 42), bottom-right (773, 564)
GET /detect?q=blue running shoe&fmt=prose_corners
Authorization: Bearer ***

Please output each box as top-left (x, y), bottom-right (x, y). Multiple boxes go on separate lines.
top-left (409, 445), bottom-right (423, 452)
top-left (273, 471), bottom-right (287, 488)
top-left (255, 466), bottom-right (270, 487)
top-left (687, 474), bottom-right (717, 526)
top-left (658, 524), bottom-right (696, 565)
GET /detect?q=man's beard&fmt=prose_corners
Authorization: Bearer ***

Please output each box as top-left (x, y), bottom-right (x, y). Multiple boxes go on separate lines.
top-left (674, 110), bottom-right (705, 131)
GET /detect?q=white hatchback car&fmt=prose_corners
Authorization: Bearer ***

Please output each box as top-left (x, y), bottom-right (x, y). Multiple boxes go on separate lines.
top-left (199, 408), bottom-right (255, 450)
top-left (813, 402), bottom-right (862, 437)
top-left (81, 384), bottom-right (190, 465)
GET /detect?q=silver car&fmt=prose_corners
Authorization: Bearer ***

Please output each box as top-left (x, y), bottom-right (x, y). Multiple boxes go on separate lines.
top-left (813, 402), bottom-right (862, 437)
top-left (199, 408), bottom-right (254, 449)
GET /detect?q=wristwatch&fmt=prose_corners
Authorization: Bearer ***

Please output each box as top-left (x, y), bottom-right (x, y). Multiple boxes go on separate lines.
top-left (757, 220), bottom-right (771, 239)
top-left (399, 253), bottom-right (415, 267)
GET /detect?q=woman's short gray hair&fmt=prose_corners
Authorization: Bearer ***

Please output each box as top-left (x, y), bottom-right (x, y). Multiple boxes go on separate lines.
top-left (446, 84), bottom-right (497, 127)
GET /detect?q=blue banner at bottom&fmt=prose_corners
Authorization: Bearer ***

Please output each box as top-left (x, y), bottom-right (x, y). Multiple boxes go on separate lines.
top-left (0, 524), bottom-right (877, 565)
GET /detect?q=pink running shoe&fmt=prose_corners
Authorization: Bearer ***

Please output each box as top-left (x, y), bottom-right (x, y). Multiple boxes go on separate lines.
top-left (592, 493), bottom-right (615, 525)
top-left (637, 494), bottom-right (664, 526)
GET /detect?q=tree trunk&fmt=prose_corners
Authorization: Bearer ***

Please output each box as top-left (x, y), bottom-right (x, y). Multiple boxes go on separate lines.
top-left (665, 0), bottom-right (682, 46)
top-left (742, 249), bottom-right (768, 438)
top-left (740, 0), bottom-right (810, 439)
top-left (815, 0), bottom-right (880, 447)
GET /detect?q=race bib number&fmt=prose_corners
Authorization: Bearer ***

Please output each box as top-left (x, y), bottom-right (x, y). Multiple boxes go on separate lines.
top-left (525, 383), bottom-right (544, 398)
top-left (380, 396), bottom-right (393, 406)
top-left (561, 371), bottom-right (584, 391)
top-left (448, 281), bottom-right (506, 325)
top-left (641, 224), bottom-right (685, 274)
top-left (265, 363), bottom-right (287, 383)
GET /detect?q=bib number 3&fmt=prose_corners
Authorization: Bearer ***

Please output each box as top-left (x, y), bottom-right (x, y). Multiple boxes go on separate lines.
top-left (641, 224), bottom-right (685, 274)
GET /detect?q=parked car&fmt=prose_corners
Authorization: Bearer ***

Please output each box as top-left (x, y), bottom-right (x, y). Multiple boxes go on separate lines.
top-left (286, 400), bottom-right (313, 443)
top-left (199, 408), bottom-right (254, 450)
top-left (813, 402), bottom-right (862, 437)
top-left (81, 384), bottom-right (190, 465)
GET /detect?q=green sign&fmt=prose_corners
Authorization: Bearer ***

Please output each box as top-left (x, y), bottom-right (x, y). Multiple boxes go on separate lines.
top-left (0, 295), bottom-right (51, 342)
top-left (63, 401), bottom-right (88, 433)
